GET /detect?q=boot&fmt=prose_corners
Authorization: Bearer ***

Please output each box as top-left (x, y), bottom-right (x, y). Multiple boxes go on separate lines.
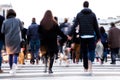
top-left (44, 57), bottom-right (48, 73)
top-left (48, 58), bottom-right (54, 74)
top-left (48, 69), bottom-right (53, 74)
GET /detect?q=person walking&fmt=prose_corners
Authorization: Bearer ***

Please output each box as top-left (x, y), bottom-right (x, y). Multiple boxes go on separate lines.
top-left (0, 15), bottom-right (5, 73)
top-left (108, 22), bottom-right (120, 64)
top-left (59, 18), bottom-right (72, 54)
top-left (71, 26), bottom-right (81, 64)
top-left (69, 1), bottom-right (100, 73)
top-left (20, 21), bottom-right (27, 65)
top-left (99, 26), bottom-right (108, 64)
top-left (38, 10), bottom-right (68, 74)
top-left (27, 18), bottom-right (40, 64)
top-left (1, 9), bottom-right (23, 74)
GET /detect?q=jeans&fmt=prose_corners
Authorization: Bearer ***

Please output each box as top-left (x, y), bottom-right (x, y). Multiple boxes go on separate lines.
top-left (30, 40), bottom-right (40, 61)
top-left (9, 54), bottom-right (18, 69)
top-left (81, 37), bottom-right (95, 69)
top-left (111, 48), bottom-right (119, 63)
top-left (0, 41), bottom-right (4, 69)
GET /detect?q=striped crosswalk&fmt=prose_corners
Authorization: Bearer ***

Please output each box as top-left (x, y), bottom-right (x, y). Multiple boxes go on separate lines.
top-left (0, 60), bottom-right (120, 80)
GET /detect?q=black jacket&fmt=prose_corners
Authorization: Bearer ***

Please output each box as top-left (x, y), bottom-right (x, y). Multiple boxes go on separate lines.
top-left (0, 15), bottom-right (5, 41)
top-left (38, 24), bottom-right (67, 54)
top-left (71, 8), bottom-right (100, 40)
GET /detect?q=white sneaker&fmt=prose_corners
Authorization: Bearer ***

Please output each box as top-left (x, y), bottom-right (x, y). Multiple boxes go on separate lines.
top-left (13, 63), bottom-right (18, 70)
top-left (9, 69), bottom-right (16, 75)
top-left (15, 65), bottom-right (19, 70)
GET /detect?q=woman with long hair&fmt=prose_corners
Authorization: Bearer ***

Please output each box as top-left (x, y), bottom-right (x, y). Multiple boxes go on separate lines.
top-left (38, 10), bottom-right (68, 74)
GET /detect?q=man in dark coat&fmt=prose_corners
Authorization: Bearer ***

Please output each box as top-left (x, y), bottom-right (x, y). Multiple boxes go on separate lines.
top-left (70, 1), bottom-right (100, 73)
top-left (108, 22), bottom-right (120, 64)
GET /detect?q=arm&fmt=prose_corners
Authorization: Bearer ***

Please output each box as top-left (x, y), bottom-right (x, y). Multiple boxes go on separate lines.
top-left (56, 25), bottom-right (68, 44)
top-left (1, 21), bottom-right (5, 34)
top-left (93, 14), bottom-right (101, 40)
top-left (69, 15), bottom-right (79, 36)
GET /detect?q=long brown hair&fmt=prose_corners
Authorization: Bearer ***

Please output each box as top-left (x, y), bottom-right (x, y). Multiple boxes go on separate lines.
top-left (40, 10), bottom-right (57, 30)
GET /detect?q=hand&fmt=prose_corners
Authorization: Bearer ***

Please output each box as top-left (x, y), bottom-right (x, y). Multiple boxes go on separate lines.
top-left (67, 35), bottom-right (72, 40)
top-left (96, 39), bottom-right (101, 45)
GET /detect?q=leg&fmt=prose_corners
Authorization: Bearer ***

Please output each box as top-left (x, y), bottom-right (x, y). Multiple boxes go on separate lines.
top-left (88, 38), bottom-right (95, 72)
top-left (71, 49), bottom-right (75, 63)
top-left (44, 54), bottom-right (48, 73)
top-left (81, 38), bottom-right (88, 70)
top-left (9, 54), bottom-right (13, 69)
top-left (75, 44), bottom-right (80, 63)
top-left (49, 53), bottom-right (54, 74)
top-left (110, 48), bottom-right (116, 64)
top-left (0, 41), bottom-right (3, 73)
top-left (13, 54), bottom-right (18, 64)
top-left (30, 40), bottom-right (35, 64)
top-left (34, 40), bottom-right (40, 64)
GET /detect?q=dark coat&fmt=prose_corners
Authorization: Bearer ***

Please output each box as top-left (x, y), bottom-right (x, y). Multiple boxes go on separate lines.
top-left (108, 27), bottom-right (120, 48)
top-left (38, 24), bottom-right (67, 54)
top-left (71, 8), bottom-right (100, 40)
top-left (0, 15), bottom-right (5, 41)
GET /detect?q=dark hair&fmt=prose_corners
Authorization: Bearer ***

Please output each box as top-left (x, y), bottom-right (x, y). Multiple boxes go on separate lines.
top-left (40, 10), bottom-right (57, 30)
top-left (6, 9), bottom-right (16, 19)
top-left (54, 16), bottom-right (58, 22)
top-left (83, 1), bottom-right (89, 8)
top-left (64, 18), bottom-right (68, 23)
top-left (32, 17), bottom-right (36, 23)
top-left (110, 22), bottom-right (115, 27)
top-left (100, 26), bottom-right (105, 34)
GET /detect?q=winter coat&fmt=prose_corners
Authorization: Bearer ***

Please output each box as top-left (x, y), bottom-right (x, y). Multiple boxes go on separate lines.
top-left (27, 23), bottom-right (40, 41)
top-left (108, 27), bottom-right (120, 48)
top-left (38, 24), bottom-right (67, 54)
top-left (1, 17), bottom-right (23, 54)
top-left (71, 8), bottom-right (100, 40)
top-left (0, 15), bottom-right (5, 41)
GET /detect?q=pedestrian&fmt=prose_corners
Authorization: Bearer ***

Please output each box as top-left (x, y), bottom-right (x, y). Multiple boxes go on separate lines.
top-left (1, 9), bottom-right (23, 74)
top-left (69, 1), bottom-right (100, 73)
top-left (59, 18), bottom-right (72, 60)
top-left (38, 10), bottom-right (68, 74)
top-left (27, 18), bottom-right (40, 64)
top-left (0, 15), bottom-right (5, 73)
top-left (99, 26), bottom-right (108, 64)
top-left (108, 22), bottom-right (120, 64)
top-left (71, 25), bottom-right (81, 64)
top-left (20, 21), bottom-right (27, 64)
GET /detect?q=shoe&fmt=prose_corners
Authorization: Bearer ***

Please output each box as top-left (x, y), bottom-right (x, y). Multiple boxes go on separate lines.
top-left (44, 69), bottom-right (47, 73)
top-left (9, 69), bottom-right (16, 75)
top-left (110, 62), bottom-right (116, 64)
top-left (88, 71), bottom-right (93, 76)
top-left (44, 67), bottom-right (47, 73)
top-left (0, 69), bottom-right (3, 73)
top-left (36, 59), bottom-right (39, 64)
top-left (84, 69), bottom-right (88, 72)
top-left (30, 60), bottom-right (35, 64)
top-left (48, 69), bottom-right (53, 74)
top-left (101, 61), bottom-right (104, 64)
top-left (13, 63), bottom-right (18, 70)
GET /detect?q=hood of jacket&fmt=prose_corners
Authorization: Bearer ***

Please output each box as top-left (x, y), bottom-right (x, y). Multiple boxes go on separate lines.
top-left (81, 8), bottom-right (92, 15)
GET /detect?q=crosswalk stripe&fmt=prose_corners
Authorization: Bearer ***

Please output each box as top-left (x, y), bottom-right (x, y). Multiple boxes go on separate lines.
top-left (1, 61), bottom-right (120, 79)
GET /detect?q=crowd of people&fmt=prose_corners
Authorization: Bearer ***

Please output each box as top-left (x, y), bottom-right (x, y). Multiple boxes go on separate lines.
top-left (0, 1), bottom-right (120, 75)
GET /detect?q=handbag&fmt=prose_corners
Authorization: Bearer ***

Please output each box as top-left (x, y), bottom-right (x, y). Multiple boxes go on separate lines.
top-left (95, 41), bottom-right (104, 58)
